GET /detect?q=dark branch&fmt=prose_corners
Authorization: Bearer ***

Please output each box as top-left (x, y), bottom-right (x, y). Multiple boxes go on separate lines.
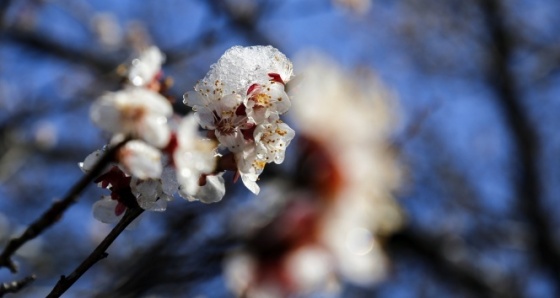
top-left (47, 206), bottom-right (144, 298)
top-left (0, 138), bottom-right (129, 273)
top-left (0, 275), bottom-right (36, 297)
top-left (478, 0), bottom-right (560, 292)
top-left (1, 26), bottom-right (120, 73)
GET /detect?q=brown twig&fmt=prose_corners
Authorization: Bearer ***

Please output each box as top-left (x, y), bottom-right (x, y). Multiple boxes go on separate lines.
top-left (0, 138), bottom-right (129, 273)
top-left (46, 206), bottom-right (144, 298)
top-left (0, 275), bottom-right (36, 297)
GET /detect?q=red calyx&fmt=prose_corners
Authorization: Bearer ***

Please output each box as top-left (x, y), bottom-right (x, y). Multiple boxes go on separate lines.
top-left (268, 73), bottom-right (285, 85)
top-left (247, 83), bottom-right (260, 95)
top-left (94, 166), bottom-right (137, 215)
top-left (162, 132), bottom-right (179, 166)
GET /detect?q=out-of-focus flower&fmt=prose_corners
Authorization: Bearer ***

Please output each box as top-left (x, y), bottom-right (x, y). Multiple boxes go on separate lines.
top-left (128, 46), bottom-right (165, 87)
top-left (333, 0), bottom-right (372, 15)
top-left (225, 53), bottom-right (403, 297)
top-left (183, 45), bottom-right (295, 194)
top-left (91, 13), bottom-right (123, 49)
top-left (173, 115), bottom-right (221, 202)
top-left (117, 140), bottom-right (162, 180)
top-left (91, 87), bottom-right (172, 148)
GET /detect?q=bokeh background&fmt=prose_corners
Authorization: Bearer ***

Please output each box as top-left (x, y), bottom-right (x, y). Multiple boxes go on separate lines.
top-left (1, 0), bottom-right (560, 297)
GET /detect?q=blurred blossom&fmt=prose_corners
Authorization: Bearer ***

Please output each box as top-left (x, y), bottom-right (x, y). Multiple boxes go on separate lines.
top-left (91, 13), bottom-right (123, 49)
top-left (128, 46), bottom-right (165, 88)
top-left (333, 0), bottom-right (372, 15)
top-left (90, 87), bottom-right (172, 148)
top-left (225, 53), bottom-right (403, 297)
top-left (34, 121), bottom-right (58, 149)
top-left (173, 116), bottom-right (220, 203)
top-left (117, 140), bottom-right (162, 180)
top-left (83, 46), bottom-right (223, 224)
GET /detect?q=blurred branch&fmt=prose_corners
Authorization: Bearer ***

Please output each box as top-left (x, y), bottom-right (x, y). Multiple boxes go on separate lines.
top-left (478, 0), bottom-right (560, 291)
top-left (1, 26), bottom-right (119, 73)
top-left (388, 228), bottom-right (519, 298)
top-left (47, 206), bottom-right (144, 298)
top-left (0, 274), bottom-right (36, 297)
top-left (205, 0), bottom-right (276, 46)
top-left (0, 138), bottom-right (129, 273)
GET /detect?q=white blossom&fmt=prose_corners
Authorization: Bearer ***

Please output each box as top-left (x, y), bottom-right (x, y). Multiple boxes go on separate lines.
top-left (179, 174), bottom-right (225, 204)
top-left (183, 45), bottom-right (295, 194)
top-left (117, 140), bottom-right (162, 179)
top-left (92, 196), bottom-right (123, 224)
top-left (128, 46), bottom-right (165, 87)
top-left (245, 82), bottom-right (290, 124)
top-left (90, 87), bottom-right (172, 148)
top-left (184, 86), bottom-right (249, 153)
top-left (174, 115), bottom-right (218, 200)
top-left (254, 119), bottom-right (295, 164)
top-left (130, 178), bottom-right (169, 212)
top-left (235, 145), bottom-right (264, 195)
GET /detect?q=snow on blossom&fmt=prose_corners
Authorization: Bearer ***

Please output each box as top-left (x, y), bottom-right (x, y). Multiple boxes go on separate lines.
top-left (183, 45), bottom-right (295, 194)
top-left (128, 46), bottom-right (165, 87)
top-left (90, 87), bottom-right (172, 148)
top-left (192, 45), bottom-right (293, 96)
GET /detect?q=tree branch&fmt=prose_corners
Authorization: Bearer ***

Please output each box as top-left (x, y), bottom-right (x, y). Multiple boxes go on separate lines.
top-left (478, 0), bottom-right (560, 291)
top-left (46, 206), bottom-right (144, 298)
top-left (0, 275), bottom-right (36, 297)
top-left (0, 138), bottom-right (129, 273)
top-left (388, 228), bottom-right (519, 298)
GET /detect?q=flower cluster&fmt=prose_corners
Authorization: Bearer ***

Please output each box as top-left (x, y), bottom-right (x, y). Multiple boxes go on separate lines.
top-left (184, 46), bottom-right (295, 194)
top-left (82, 46), bottom-right (221, 223)
top-left (224, 54), bottom-right (403, 297)
top-left (82, 45), bottom-right (295, 223)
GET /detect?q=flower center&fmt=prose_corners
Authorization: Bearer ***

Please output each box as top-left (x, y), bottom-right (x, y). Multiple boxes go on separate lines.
top-left (217, 118), bottom-right (236, 135)
top-left (122, 105), bottom-right (146, 123)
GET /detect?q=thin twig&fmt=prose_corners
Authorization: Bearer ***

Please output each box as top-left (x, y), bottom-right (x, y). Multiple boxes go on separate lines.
top-left (46, 206), bottom-right (144, 298)
top-left (0, 275), bottom-right (36, 297)
top-left (0, 139), bottom-right (129, 273)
